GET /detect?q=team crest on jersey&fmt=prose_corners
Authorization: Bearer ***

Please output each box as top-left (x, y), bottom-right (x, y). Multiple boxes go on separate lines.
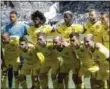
top-left (96, 25), bottom-right (100, 29)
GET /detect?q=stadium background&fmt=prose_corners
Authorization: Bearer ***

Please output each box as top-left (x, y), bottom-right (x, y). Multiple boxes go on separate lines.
top-left (1, 1), bottom-right (110, 88)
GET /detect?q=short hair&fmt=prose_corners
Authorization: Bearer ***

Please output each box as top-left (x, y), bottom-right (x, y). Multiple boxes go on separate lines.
top-left (84, 34), bottom-right (94, 41)
top-left (100, 12), bottom-right (110, 18)
top-left (31, 10), bottom-right (46, 24)
top-left (10, 11), bottom-right (17, 15)
top-left (19, 36), bottom-right (27, 42)
top-left (69, 31), bottom-right (79, 38)
top-left (37, 32), bottom-right (46, 38)
top-left (64, 10), bottom-right (73, 17)
top-left (53, 35), bottom-right (63, 42)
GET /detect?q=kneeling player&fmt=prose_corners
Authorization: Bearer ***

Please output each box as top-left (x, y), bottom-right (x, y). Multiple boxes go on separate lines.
top-left (36, 32), bottom-right (60, 89)
top-left (1, 32), bottom-right (20, 89)
top-left (84, 34), bottom-right (109, 89)
top-left (53, 36), bottom-right (83, 89)
top-left (19, 37), bottom-right (41, 89)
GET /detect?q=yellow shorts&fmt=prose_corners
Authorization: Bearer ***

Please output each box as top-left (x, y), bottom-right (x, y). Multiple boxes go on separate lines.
top-left (5, 57), bottom-right (20, 71)
top-left (59, 60), bottom-right (80, 73)
top-left (20, 63), bottom-right (41, 76)
top-left (79, 65), bottom-right (99, 77)
top-left (40, 60), bottom-right (60, 74)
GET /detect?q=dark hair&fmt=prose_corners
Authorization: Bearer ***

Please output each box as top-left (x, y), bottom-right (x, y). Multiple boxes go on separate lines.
top-left (69, 31), bottom-right (79, 38)
top-left (100, 12), bottom-right (109, 18)
top-left (10, 11), bottom-right (17, 15)
top-left (31, 10), bottom-right (46, 24)
top-left (19, 36), bottom-right (27, 42)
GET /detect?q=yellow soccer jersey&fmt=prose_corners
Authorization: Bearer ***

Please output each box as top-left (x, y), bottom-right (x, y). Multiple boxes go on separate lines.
top-left (57, 23), bottom-right (83, 39)
top-left (36, 42), bottom-right (59, 62)
top-left (2, 36), bottom-right (20, 61)
top-left (57, 45), bottom-right (77, 64)
top-left (27, 25), bottom-right (52, 44)
top-left (92, 43), bottom-right (109, 64)
top-left (20, 43), bottom-right (40, 65)
top-left (102, 27), bottom-right (110, 49)
top-left (84, 21), bottom-right (103, 43)
top-left (74, 44), bottom-right (95, 68)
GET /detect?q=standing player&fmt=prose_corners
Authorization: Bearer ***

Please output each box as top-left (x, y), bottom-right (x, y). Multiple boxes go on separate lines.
top-left (100, 12), bottom-right (110, 88)
top-left (2, 11), bottom-right (29, 88)
top-left (84, 34), bottom-right (109, 89)
top-left (56, 10), bottom-right (83, 41)
top-left (83, 9), bottom-right (103, 43)
top-left (100, 12), bottom-right (110, 49)
top-left (69, 32), bottom-right (99, 89)
top-left (1, 32), bottom-right (20, 89)
top-left (27, 10), bottom-right (56, 45)
top-left (19, 37), bottom-right (41, 89)
top-left (36, 32), bottom-right (60, 89)
top-left (53, 36), bottom-right (83, 89)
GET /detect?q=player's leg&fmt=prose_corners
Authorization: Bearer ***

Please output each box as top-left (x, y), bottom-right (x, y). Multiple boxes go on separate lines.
top-left (57, 63), bottom-right (69, 89)
top-left (39, 62), bottom-right (50, 89)
top-left (51, 61), bottom-right (60, 89)
top-left (31, 64), bottom-right (40, 89)
top-left (72, 73), bottom-right (84, 89)
top-left (19, 63), bottom-right (30, 89)
top-left (1, 68), bottom-right (7, 89)
top-left (8, 66), bottom-right (13, 88)
top-left (14, 71), bottom-right (19, 89)
top-left (91, 72), bottom-right (104, 89)
top-left (19, 74), bottom-right (27, 89)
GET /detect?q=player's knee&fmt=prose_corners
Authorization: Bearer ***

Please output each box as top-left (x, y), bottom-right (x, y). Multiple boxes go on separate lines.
top-left (51, 74), bottom-right (57, 80)
top-left (39, 73), bottom-right (47, 80)
top-left (72, 74), bottom-right (82, 84)
top-left (33, 75), bottom-right (39, 82)
top-left (58, 73), bottom-right (67, 83)
top-left (19, 75), bottom-right (26, 82)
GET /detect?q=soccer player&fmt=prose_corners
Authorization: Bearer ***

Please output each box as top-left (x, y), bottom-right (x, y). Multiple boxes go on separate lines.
top-left (69, 32), bottom-right (99, 89)
top-left (2, 11), bottom-right (29, 88)
top-left (100, 12), bottom-right (110, 49)
top-left (56, 10), bottom-right (83, 40)
top-left (100, 12), bottom-right (110, 89)
top-left (36, 32), bottom-right (60, 89)
top-left (27, 10), bottom-right (56, 45)
top-left (84, 34), bottom-right (109, 89)
top-left (3, 11), bottom-right (29, 37)
top-left (19, 37), bottom-right (41, 89)
top-left (83, 9), bottom-right (103, 43)
top-left (1, 32), bottom-right (20, 89)
top-left (53, 36), bottom-right (83, 89)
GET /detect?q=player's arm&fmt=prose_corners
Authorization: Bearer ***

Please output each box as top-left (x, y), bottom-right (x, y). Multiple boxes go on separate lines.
top-left (1, 49), bottom-right (6, 69)
top-left (96, 43), bottom-right (110, 61)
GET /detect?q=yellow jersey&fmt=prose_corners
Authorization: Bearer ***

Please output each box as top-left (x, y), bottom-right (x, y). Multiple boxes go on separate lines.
top-left (27, 25), bottom-right (52, 44)
top-left (84, 21), bottom-right (103, 43)
top-left (57, 23), bottom-right (83, 39)
top-left (74, 44), bottom-right (95, 68)
top-left (92, 43), bottom-right (109, 65)
top-left (57, 44), bottom-right (77, 64)
top-left (36, 42), bottom-right (59, 62)
top-left (20, 43), bottom-right (40, 65)
top-left (2, 36), bottom-right (20, 61)
top-left (102, 25), bottom-right (110, 49)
